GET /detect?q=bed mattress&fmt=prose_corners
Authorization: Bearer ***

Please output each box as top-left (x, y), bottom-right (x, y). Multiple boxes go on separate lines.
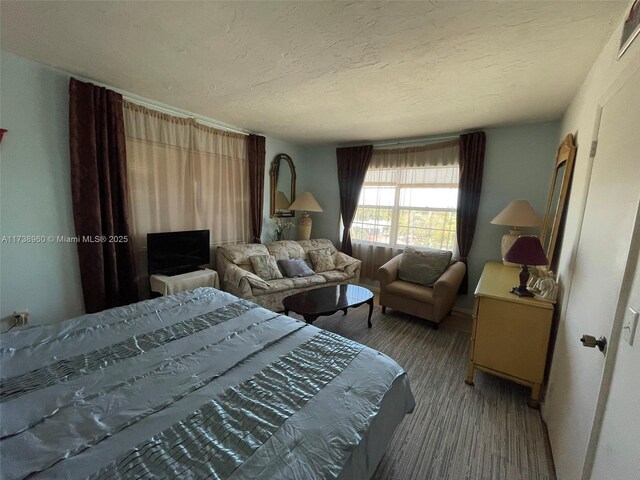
top-left (0, 287), bottom-right (414, 479)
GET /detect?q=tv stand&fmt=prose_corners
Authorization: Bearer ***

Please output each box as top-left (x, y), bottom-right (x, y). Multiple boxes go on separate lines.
top-left (150, 268), bottom-right (219, 296)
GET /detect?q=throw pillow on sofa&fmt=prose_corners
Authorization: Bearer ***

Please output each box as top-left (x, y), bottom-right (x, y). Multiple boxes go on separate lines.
top-left (308, 247), bottom-right (336, 273)
top-left (250, 255), bottom-right (283, 281)
top-left (278, 258), bottom-right (315, 278)
top-left (398, 247), bottom-right (452, 287)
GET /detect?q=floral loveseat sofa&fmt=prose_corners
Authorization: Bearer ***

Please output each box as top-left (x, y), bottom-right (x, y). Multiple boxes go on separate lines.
top-left (216, 239), bottom-right (361, 311)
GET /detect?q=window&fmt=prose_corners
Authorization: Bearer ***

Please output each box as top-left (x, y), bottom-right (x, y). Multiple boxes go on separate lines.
top-left (352, 166), bottom-right (459, 250)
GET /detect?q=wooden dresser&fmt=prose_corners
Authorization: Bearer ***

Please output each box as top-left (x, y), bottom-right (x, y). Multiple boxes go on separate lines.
top-left (466, 261), bottom-right (554, 408)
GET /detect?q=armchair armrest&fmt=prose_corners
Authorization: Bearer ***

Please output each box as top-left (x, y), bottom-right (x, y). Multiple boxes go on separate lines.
top-left (378, 254), bottom-right (402, 288)
top-left (432, 261), bottom-right (466, 320)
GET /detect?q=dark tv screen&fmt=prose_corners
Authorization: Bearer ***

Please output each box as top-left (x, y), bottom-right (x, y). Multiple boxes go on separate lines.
top-left (147, 229), bottom-right (210, 276)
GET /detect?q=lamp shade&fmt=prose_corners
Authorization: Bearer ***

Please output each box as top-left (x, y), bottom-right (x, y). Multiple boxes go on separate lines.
top-left (275, 191), bottom-right (290, 210)
top-left (490, 200), bottom-right (543, 227)
top-left (504, 236), bottom-right (548, 266)
top-left (289, 192), bottom-right (323, 212)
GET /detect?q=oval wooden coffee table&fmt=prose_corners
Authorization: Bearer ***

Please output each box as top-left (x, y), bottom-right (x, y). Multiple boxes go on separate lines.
top-left (283, 284), bottom-right (374, 328)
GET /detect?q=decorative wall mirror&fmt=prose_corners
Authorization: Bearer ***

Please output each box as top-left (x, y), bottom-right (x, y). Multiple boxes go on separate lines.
top-left (540, 134), bottom-right (576, 270)
top-left (269, 153), bottom-right (296, 217)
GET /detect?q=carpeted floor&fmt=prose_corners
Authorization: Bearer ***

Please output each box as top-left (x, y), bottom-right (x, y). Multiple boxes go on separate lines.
top-left (286, 305), bottom-right (556, 480)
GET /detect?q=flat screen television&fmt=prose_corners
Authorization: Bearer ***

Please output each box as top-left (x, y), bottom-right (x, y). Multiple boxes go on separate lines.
top-left (147, 229), bottom-right (210, 276)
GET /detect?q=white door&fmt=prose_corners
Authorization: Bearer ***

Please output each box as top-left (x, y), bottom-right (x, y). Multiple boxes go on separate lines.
top-left (544, 65), bottom-right (640, 480)
top-left (590, 233), bottom-right (640, 479)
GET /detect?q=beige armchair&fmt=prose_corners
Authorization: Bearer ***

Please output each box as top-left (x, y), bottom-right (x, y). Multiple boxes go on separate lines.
top-left (378, 254), bottom-right (466, 329)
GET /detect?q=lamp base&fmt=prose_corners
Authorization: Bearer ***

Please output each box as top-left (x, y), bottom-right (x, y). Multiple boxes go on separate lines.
top-left (510, 264), bottom-right (534, 297)
top-left (297, 212), bottom-right (312, 241)
top-left (501, 229), bottom-right (522, 267)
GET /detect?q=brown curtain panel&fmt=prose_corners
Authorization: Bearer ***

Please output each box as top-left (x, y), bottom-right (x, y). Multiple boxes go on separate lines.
top-left (69, 78), bottom-right (138, 313)
top-left (456, 131), bottom-right (486, 294)
top-left (336, 145), bottom-right (373, 255)
top-left (247, 134), bottom-right (266, 243)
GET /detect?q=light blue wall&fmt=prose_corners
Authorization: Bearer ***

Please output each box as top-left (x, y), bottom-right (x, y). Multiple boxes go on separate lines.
top-left (462, 122), bottom-right (560, 309)
top-left (0, 52), bottom-right (84, 328)
top-left (262, 137), bottom-right (304, 243)
top-left (262, 143), bottom-right (341, 245)
top-left (296, 145), bottom-right (341, 244)
top-left (289, 123), bottom-right (560, 310)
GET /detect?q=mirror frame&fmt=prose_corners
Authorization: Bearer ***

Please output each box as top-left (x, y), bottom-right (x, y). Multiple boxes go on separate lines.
top-left (269, 153), bottom-right (296, 218)
top-left (540, 133), bottom-right (576, 269)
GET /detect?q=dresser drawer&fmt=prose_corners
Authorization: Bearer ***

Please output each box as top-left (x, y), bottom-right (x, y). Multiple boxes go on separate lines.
top-left (474, 297), bottom-right (552, 384)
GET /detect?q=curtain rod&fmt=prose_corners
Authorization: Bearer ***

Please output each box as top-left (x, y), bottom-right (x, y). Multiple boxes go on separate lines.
top-left (70, 73), bottom-right (251, 136)
top-left (122, 94), bottom-right (250, 136)
top-left (373, 133), bottom-right (460, 148)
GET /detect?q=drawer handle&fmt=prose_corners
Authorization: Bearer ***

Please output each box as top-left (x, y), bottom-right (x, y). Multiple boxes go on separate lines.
top-left (580, 334), bottom-right (607, 353)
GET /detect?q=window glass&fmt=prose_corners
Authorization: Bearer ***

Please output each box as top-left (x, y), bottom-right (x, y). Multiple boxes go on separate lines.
top-left (352, 166), bottom-right (459, 251)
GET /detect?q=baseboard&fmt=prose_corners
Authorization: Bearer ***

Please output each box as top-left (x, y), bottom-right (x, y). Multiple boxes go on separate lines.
top-left (452, 306), bottom-right (473, 317)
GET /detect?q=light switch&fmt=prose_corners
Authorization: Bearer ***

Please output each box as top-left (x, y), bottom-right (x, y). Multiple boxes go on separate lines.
top-left (622, 306), bottom-right (638, 346)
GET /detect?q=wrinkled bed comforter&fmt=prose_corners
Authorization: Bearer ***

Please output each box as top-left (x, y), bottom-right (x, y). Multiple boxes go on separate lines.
top-left (0, 288), bottom-right (414, 479)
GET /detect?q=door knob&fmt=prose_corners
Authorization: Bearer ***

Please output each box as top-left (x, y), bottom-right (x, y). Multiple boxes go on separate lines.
top-left (580, 334), bottom-right (607, 352)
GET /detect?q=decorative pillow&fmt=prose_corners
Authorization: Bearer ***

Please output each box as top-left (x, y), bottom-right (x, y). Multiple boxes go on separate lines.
top-left (308, 247), bottom-right (336, 273)
top-left (398, 247), bottom-right (453, 287)
top-left (277, 258), bottom-right (315, 278)
top-left (249, 255), bottom-right (283, 281)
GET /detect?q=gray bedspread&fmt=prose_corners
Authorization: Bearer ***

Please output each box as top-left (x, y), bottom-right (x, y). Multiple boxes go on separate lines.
top-left (0, 288), bottom-right (415, 479)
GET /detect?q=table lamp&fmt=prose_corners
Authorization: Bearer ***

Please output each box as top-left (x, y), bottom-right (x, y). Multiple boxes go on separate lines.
top-left (490, 200), bottom-right (543, 265)
top-left (504, 235), bottom-right (548, 297)
top-left (289, 192), bottom-right (323, 240)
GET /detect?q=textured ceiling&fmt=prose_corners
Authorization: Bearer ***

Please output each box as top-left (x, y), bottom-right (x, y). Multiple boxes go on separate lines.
top-left (0, 1), bottom-right (627, 144)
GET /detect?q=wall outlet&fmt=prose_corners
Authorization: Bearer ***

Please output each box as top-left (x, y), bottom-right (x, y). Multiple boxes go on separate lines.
top-left (622, 306), bottom-right (638, 346)
top-left (13, 311), bottom-right (29, 327)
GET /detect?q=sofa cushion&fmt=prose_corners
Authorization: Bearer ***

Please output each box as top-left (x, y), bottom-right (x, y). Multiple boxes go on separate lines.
top-left (317, 271), bottom-right (351, 282)
top-left (219, 243), bottom-right (269, 265)
top-left (278, 258), bottom-right (315, 278)
top-left (252, 275), bottom-right (326, 296)
top-left (253, 278), bottom-right (296, 294)
top-left (289, 274), bottom-right (327, 289)
top-left (398, 247), bottom-right (452, 287)
top-left (308, 247), bottom-right (336, 273)
top-left (385, 279), bottom-right (435, 305)
top-left (250, 255), bottom-right (283, 281)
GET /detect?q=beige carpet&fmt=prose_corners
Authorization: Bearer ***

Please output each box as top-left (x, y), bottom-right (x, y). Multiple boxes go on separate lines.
top-left (286, 305), bottom-right (556, 480)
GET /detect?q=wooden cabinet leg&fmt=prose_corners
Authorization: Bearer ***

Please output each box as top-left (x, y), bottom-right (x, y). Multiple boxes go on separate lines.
top-left (465, 361), bottom-right (475, 386)
top-left (528, 383), bottom-right (541, 409)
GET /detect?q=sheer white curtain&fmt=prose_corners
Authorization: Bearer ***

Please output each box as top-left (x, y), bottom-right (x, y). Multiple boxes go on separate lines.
top-left (123, 102), bottom-right (250, 295)
top-left (352, 140), bottom-right (460, 280)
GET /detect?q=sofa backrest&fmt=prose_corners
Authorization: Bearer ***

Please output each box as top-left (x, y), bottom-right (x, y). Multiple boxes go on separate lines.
top-left (266, 239), bottom-right (338, 267)
top-left (265, 241), bottom-right (306, 261)
top-left (217, 243), bottom-right (269, 274)
top-left (296, 239), bottom-right (338, 257)
top-left (216, 239), bottom-right (339, 280)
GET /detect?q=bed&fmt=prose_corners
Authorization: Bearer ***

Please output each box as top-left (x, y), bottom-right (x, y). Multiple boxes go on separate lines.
top-left (0, 287), bottom-right (415, 479)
